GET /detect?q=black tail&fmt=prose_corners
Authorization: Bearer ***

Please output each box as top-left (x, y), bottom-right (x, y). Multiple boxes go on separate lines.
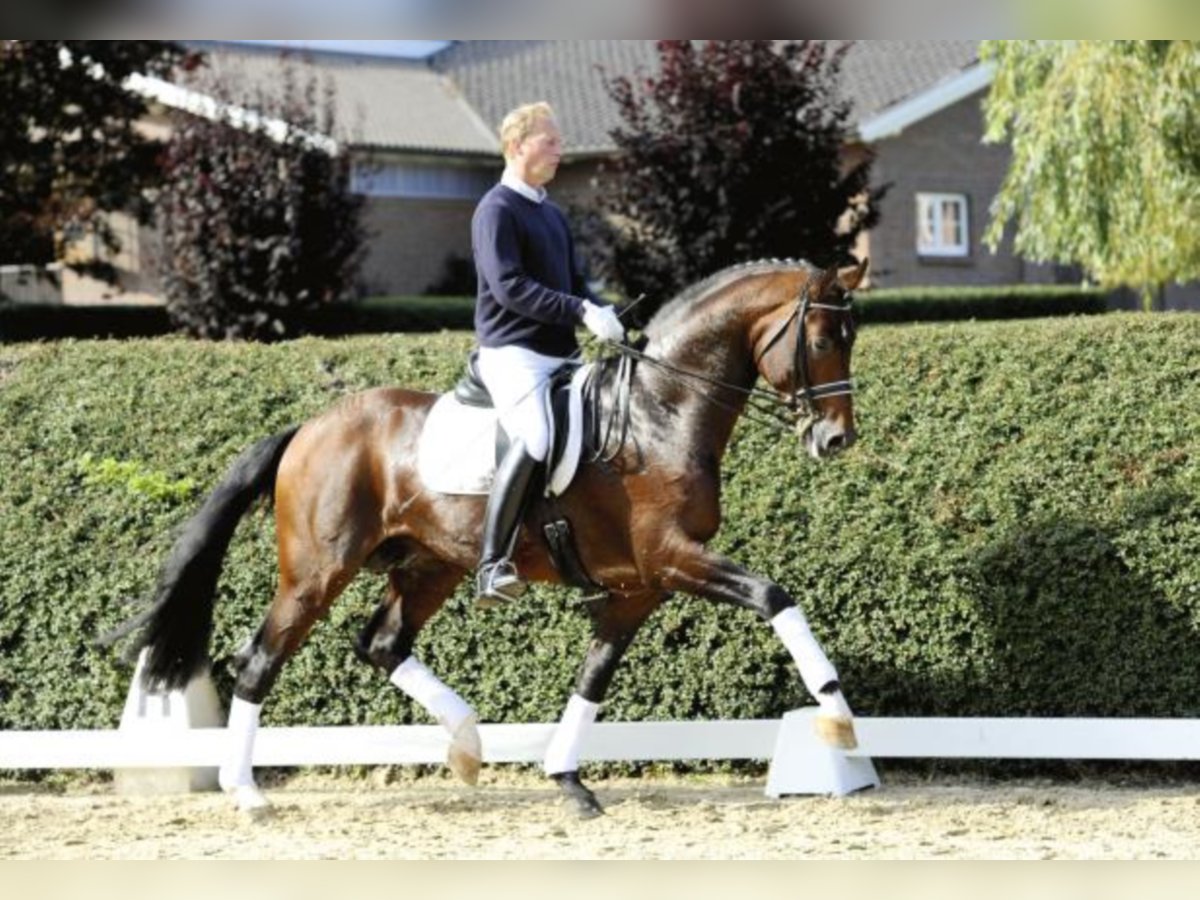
top-left (98, 427), bottom-right (300, 690)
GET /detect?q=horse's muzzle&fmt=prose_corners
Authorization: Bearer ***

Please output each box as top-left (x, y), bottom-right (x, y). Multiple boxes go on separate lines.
top-left (806, 419), bottom-right (857, 460)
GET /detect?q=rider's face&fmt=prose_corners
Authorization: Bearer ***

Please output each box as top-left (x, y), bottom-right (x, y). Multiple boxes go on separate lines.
top-left (514, 119), bottom-right (563, 187)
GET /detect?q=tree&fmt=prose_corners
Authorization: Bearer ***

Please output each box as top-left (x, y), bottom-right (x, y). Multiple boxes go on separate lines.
top-left (157, 64), bottom-right (367, 340)
top-left (594, 40), bottom-right (884, 315)
top-left (0, 41), bottom-right (188, 284)
top-left (982, 40), bottom-right (1200, 309)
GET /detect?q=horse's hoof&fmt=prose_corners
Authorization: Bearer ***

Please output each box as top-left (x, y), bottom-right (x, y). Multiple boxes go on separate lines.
top-left (447, 716), bottom-right (482, 786)
top-left (228, 784), bottom-right (273, 818)
top-left (551, 771), bottom-right (605, 820)
top-left (814, 714), bottom-right (858, 750)
top-left (572, 797), bottom-right (605, 820)
top-left (448, 745), bottom-right (482, 786)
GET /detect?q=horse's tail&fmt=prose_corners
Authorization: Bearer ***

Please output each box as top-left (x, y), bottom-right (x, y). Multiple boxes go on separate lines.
top-left (98, 426), bottom-right (300, 691)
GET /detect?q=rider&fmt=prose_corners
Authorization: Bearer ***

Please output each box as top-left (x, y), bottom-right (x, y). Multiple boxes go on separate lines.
top-left (472, 101), bottom-right (625, 605)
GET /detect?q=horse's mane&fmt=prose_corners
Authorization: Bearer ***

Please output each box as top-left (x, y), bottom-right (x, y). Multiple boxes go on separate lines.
top-left (643, 258), bottom-right (817, 335)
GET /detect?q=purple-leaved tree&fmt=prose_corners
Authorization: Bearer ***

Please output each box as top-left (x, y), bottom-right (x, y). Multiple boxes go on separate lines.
top-left (595, 40), bottom-right (885, 317)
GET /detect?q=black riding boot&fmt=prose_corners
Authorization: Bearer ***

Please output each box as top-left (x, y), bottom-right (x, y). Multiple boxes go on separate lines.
top-left (476, 439), bottom-right (542, 607)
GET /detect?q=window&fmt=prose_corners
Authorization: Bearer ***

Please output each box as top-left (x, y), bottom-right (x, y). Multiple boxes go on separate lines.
top-left (352, 160), bottom-right (495, 199)
top-left (916, 193), bottom-right (969, 257)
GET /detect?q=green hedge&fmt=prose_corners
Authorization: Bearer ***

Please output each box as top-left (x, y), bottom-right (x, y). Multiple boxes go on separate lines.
top-left (0, 303), bottom-right (173, 341)
top-left (0, 296), bottom-right (478, 343)
top-left (1, 313), bottom-right (1198, 733)
top-left (3, 287), bottom-right (1103, 343)
top-left (855, 284), bottom-right (1108, 323)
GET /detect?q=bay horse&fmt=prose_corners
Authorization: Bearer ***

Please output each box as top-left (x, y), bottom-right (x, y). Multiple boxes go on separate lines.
top-left (104, 257), bottom-right (867, 818)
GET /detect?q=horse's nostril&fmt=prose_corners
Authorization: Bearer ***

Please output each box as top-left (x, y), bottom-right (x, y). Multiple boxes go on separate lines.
top-left (824, 429), bottom-right (856, 455)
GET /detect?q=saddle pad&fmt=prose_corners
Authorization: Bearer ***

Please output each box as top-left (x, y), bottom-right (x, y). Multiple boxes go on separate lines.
top-left (416, 363), bottom-right (594, 497)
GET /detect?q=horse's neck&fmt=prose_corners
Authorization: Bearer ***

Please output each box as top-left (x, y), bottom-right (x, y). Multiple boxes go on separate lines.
top-left (636, 311), bottom-right (758, 462)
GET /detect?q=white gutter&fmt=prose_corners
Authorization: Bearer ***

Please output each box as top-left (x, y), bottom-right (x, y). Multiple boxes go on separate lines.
top-left (125, 73), bottom-right (340, 156)
top-left (858, 61), bottom-right (995, 143)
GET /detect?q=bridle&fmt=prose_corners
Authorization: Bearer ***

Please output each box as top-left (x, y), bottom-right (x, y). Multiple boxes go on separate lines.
top-left (591, 277), bottom-right (856, 460)
top-left (753, 281), bottom-right (856, 430)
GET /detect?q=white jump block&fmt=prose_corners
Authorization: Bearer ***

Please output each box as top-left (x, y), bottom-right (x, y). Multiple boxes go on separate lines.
top-left (765, 708), bottom-right (880, 798)
top-left (113, 650), bottom-right (224, 795)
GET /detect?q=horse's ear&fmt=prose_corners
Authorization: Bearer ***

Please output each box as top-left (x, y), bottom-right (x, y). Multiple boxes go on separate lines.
top-left (838, 257), bottom-right (869, 292)
top-left (813, 265), bottom-right (839, 297)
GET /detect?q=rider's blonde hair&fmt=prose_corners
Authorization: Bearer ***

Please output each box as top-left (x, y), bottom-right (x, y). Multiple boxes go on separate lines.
top-left (499, 102), bottom-right (556, 161)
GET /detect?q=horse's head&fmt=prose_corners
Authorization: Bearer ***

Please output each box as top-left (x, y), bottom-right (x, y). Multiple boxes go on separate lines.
top-left (752, 258), bottom-right (867, 460)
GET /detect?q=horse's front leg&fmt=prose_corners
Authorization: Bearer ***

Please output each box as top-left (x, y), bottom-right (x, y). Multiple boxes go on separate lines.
top-left (546, 590), bottom-right (661, 819)
top-left (659, 541), bottom-right (857, 749)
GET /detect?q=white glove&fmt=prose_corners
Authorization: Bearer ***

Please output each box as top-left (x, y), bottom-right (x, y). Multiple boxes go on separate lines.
top-left (581, 301), bottom-right (626, 344)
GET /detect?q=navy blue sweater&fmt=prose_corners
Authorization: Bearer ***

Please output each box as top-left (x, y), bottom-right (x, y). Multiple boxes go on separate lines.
top-left (472, 183), bottom-right (595, 357)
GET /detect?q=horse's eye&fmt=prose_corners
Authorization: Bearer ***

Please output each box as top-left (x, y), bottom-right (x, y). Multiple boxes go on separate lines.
top-left (812, 336), bottom-right (834, 354)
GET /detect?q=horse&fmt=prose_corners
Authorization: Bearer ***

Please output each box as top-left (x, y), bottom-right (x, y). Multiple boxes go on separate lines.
top-left (103, 256), bottom-right (868, 819)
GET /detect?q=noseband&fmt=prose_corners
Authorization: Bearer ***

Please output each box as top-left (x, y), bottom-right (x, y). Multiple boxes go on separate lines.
top-left (755, 282), bottom-right (856, 428)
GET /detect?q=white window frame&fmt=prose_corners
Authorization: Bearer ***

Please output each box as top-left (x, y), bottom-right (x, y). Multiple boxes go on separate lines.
top-left (916, 192), bottom-right (970, 258)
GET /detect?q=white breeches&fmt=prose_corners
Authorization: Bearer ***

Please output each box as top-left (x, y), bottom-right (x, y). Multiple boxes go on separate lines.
top-left (477, 345), bottom-right (565, 463)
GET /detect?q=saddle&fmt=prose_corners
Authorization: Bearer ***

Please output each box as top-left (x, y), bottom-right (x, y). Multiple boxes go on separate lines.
top-left (417, 350), bottom-right (593, 499)
top-left (416, 351), bottom-right (602, 593)
top-left (451, 349), bottom-right (583, 474)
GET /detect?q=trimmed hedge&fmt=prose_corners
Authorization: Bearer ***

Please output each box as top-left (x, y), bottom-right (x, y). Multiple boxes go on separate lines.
top-left (0, 296), bottom-right (477, 343)
top-left (856, 284), bottom-right (1107, 323)
top-left (0, 303), bottom-right (173, 341)
top-left (1, 314), bottom-right (1198, 734)
top-left (2, 286), bottom-right (1103, 343)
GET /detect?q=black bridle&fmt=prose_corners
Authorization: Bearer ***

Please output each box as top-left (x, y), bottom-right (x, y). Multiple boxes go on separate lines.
top-left (753, 282), bottom-right (856, 426)
top-left (590, 281), bottom-right (856, 460)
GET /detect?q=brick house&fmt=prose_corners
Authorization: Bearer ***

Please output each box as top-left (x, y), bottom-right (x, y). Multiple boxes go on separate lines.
top-left (57, 40), bottom-right (1197, 309)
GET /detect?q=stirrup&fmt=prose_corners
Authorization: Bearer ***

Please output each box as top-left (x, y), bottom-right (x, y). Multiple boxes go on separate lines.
top-left (475, 560), bottom-right (527, 608)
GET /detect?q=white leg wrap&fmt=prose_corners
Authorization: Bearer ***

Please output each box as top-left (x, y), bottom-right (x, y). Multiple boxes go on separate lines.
top-left (220, 697), bottom-right (261, 792)
top-left (390, 656), bottom-right (474, 734)
top-left (543, 694), bottom-right (600, 776)
top-left (771, 607), bottom-right (851, 716)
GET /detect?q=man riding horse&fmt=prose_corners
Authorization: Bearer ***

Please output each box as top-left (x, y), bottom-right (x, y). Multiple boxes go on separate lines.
top-left (470, 101), bottom-right (625, 606)
top-left (103, 99), bottom-right (868, 820)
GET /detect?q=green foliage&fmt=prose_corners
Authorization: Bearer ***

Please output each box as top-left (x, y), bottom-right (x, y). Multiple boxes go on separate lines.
top-left (317, 296), bottom-right (476, 334)
top-left (0, 315), bottom-right (1198, 734)
top-left (982, 41), bottom-right (1200, 306)
top-left (157, 63), bottom-right (367, 340)
top-left (0, 297), bottom-right (479, 342)
top-left (0, 303), bottom-right (173, 341)
top-left (0, 41), bottom-right (187, 284)
top-left (595, 41), bottom-right (884, 317)
top-left (856, 284), bottom-right (1107, 324)
top-left (4, 288), bottom-right (1106, 344)
top-left (75, 453), bottom-right (198, 505)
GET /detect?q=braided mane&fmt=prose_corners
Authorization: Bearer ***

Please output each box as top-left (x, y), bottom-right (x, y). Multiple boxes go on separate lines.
top-left (644, 258), bottom-right (816, 336)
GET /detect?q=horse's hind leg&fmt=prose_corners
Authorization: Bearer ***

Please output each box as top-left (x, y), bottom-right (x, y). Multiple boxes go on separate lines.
top-left (546, 590), bottom-right (661, 819)
top-left (222, 567), bottom-right (357, 813)
top-left (356, 558), bottom-right (476, 783)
